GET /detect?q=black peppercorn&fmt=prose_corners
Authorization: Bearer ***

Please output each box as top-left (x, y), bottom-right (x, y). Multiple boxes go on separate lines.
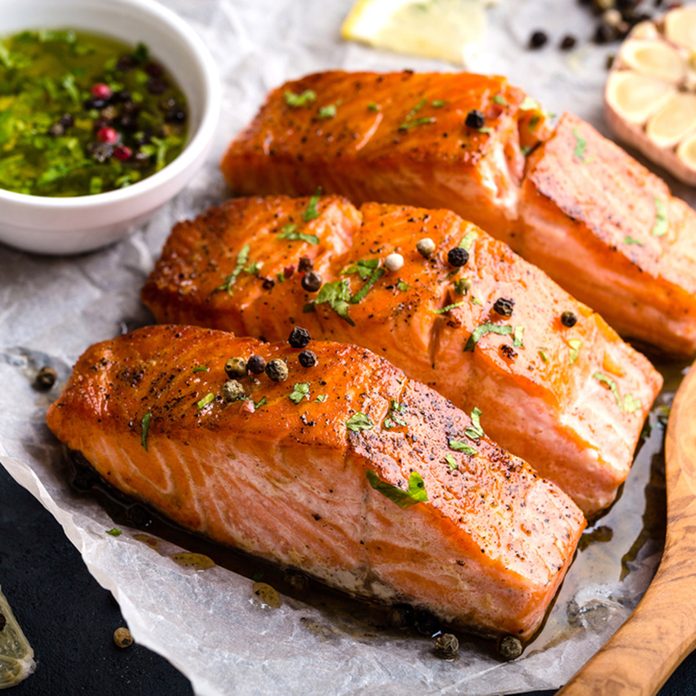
top-left (559, 34), bottom-right (578, 50)
top-left (298, 256), bottom-right (313, 273)
top-left (298, 350), bottom-right (318, 368)
top-left (222, 380), bottom-right (246, 402)
top-left (34, 366), bottom-right (57, 391)
top-left (225, 357), bottom-right (248, 379)
top-left (265, 359), bottom-right (289, 382)
top-left (465, 109), bottom-right (485, 129)
top-left (262, 277), bottom-right (275, 290)
top-left (593, 22), bottom-right (616, 44)
top-left (493, 297), bottom-right (515, 317)
top-left (561, 311), bottom-right (578, 327)
top-left (528, 30), bottom-right (549, 49)
top-left (447, 247), bottom-right (469, 268)
top-left (301, 271), bottom-right (322, 293)
top-left (498, 635), bottom-right (523, 661)
top-left (434, 633), bottom-right (460, 660)
top-left (288, 326), bottom-right (311, 348)
top-left (247, 355), bottom-right (267, 375)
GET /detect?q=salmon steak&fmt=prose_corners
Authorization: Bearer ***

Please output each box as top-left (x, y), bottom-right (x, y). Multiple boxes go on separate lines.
top-left (46, 325), bottom-right (585, 640)
top-left (220, 70), bottom-right (696, 356)
top-left (141, 195), bottom-right (663, 516)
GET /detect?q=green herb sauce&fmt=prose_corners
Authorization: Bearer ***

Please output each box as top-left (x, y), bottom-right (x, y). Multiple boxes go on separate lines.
top-left (0, 29), bottom-right (188, 197)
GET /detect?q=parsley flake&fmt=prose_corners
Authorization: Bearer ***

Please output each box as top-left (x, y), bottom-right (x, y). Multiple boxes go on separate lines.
top-left (464, 407), bottom-right (484, 441)
top-left (433, 301), bottom-right (465, 315)
top-left (513, 325), bottom-right (525, 348)
top-left (593, 372), bottom-right (640, 413)
top-left (464, 323), bottom-right (513, 351)
top-left (314, 279), bottom-right (354, 325)
top-left (431, 99), bottom-right (446, 108)
top-left (218, 244), bottom-right (250, 294)
top-left (651, 198), bottom-right (668, 238)
top-left (567, 339), bottom-right (582, 364)
top-left (459, 227), bottom-right (478, 251)
top-left (445, 454), bottom-right (458, 470)
top-left (141, 412), bottom-right (152, 451)
top-left (346, 412), bottom-right (373, 432)
top-left (343, 258), bottom-right (380, 281)
top-left (366, 470), bottom-right (428, 508)
top-left (254, 396), bottom-right (267, 410)
top-left (318, 104), bottom-right (337, 119)
top-left (538, 349), bottom-right (549, 363)
top-left (278, 223), bottom-right (319, 245)
top-left (623, 393), bottom-right (642, 414)
top-left (303, 194), bottom-right (321, 222)
top-left (399, 116), bottom-right (436, 131)
top-left (478, 127), bottom-right (494, 134)
top-left (315, 394), bottom-right (328, 403)
top-left (520, 96), bottom-right (540, 111)
top-left (396, 279), bottom-right (410, 292)
top-left (367, 102), bottom-right (380, 112)
top-left (196, 392), bottom-right (215, 411)
top-left (384, 400), bottom-right (407, 429)
top-left (106, 528), bottom-right (122, 537)
top-left (493, 94), bottom-right (507, 105)
top-left (284, 89), bottom-right (317, 107)
top-left (572, 127), bottom-right (587, 161)
top-left (454, 277), bottom-right (471, 295)
top-left (448, 439), bottom-right (477, 456)
top-left (624, 235), bottom-right (643, 246)
top-left (192, 365), bottom-right (209, 373)
top-left (289, 382), bottom-right (311, 404)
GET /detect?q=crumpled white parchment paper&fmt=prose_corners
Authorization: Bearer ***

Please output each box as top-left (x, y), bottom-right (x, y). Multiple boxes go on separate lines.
top-left (0, 1), bottom-right (687, 694)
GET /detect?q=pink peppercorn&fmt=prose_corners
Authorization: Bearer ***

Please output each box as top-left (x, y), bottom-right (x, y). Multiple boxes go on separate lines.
top-left (91, 83), bottom-right (112, 100)
top-left (96, 127), bottom-right (119, 144)
top-left (114, 145), bottom-right (133, 161)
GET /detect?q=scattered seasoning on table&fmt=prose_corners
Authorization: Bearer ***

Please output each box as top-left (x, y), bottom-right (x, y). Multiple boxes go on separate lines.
top-left (33, 366), bottom-right (57, 390)
top-left (247, 354), bottom-right (266, 375)
top-left (225, 357), bottom-right (248, 379)
top-left (0, 31), bottom-right (188, 196)
top-left (288, 326), bottom-right (311, 348)
top-left (561, 310), bottom-right (578, 327)
top-left (498, 635), bottom-right (522, 661)
top-left (265, 359), bottom-right (289, 382)
top-left (559, 34), bottom-right (578, 50)
top-left (298, 350), bottom-right (318, 368)
top-left (528, 30), bottom-right (549, 49)
top-left (113, 627), bottom-right (134, 649)
top-left (433, 633), bottom-right (459, 660)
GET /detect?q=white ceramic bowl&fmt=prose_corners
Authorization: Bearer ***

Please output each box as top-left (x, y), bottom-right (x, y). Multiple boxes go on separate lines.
top-left (0, 0), bottom-right (220, 255)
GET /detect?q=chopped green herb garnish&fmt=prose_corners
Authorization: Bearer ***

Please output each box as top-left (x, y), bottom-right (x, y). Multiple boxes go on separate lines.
top-left (431, 99), bottom-right (446, 108)
top-left (350, 266), bottom-right (385, 304)
top-left (651, 198), bottom-right (668, 238)
top-left (454, 277), bottom-right (471, 295)
top-left (314, 279), bottom-right (354, 325)
top-left (284, 89), bottom-right (317, 107)
top-left (433, 301), bottom-right (465, 315)
top-left (623, 393), bottom-right (642, 414)
top-left (624, 235), bottom-right (643, 246)
top-left (521, 145), bottom-right (533, 156)
top-left (367, 102), bottom-right (380, 112)
top-left (315, 394), bottom-right (328, 403)
top-left (218, 244), bottom-right (250, 294)
top-left (384, 400), bottom-right (407, 429)
top-left (513, 325), bottom-right (525, 348)
top-left (593, 372), bottom-right (621, 407)
top-left (303, 194), bottom-right (320, 222)
top-left (106, 528), bottom-right (122, 537)
top-left (396, 279), bottom-right (409, 292)
top-left (289, 382), bottom-right (311, 404)
top-left (464, 406), bottom-right (484, 441)
top-left (445, 454), bottom-right (458, 470)
top-left (520, 96), bottom-right (540, 111)
top-left (141, 411), bottom-right (152, 451)
top-left (399, 116), bottom-right (436, 131)
top-left (245, 260), bottom-right (264, 276)
top-left (464, 323), bottom-right (513, 351)
top-left (538, 349), bottom-right (549, 363)
top-left (196, 392), bottom-right (215, 410)
top-left (572, 127), bottom-right (587, 161)
top-left (192, 365), bottom-right (209, 373)
top-left (343, 258), bottom-right (380, 281)
top-left (346, 412), bottom-right (373, 432)
top-left (567, 338), bottom-right (582, 364)
top-left (278, 224), bottom-right (319, 245)
top-left (276, 271), bottom-right (286, 284)
top-left (528, 115), bottom-right (540, 130)
top-left (459, 227), bottom-right (477, 251)
top-left (448, 439), bottom-right (477, 456)
top-left (478, 127), bottom-right (494, 135)
top-left (366, 470), bottom-right (428, 508)
top-left (493, 94), bottom-right (507, 105)
top-left (318, 104), bottom-right (337, 119)
top-left (471, 296), bottom-right (483, 306)
top-left (254, 396), bottom-right (267, 410)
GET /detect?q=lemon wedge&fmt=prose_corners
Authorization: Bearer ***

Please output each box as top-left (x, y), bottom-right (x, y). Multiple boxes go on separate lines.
top-left (0, 589), bottom-right (35, 689)
top-left (341, 0), bottom-right (488, 65)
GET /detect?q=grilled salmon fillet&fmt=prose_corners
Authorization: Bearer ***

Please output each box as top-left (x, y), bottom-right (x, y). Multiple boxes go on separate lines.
top-left (141, 195), bottom-right (663, 516)
top-left (46, 325), bottom-right (585, 640)
top-left (220, 70), bottom-right (696, 356)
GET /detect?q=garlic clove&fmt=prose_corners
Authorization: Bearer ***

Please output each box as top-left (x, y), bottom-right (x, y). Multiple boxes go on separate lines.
top-left (664, 5), bottom-right (696, 52)
top-left (605, 70), bottom-right (675, 125)
top-left (629, 21), bottom-right (660, 41)
top-left (619, 39), bottom-right (685, 83)
top-left (646, 92), bottom-right (696, 149)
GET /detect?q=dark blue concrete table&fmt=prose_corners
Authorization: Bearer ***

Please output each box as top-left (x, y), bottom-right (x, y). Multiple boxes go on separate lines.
top-left (1, 464), bottom-right (693, 695)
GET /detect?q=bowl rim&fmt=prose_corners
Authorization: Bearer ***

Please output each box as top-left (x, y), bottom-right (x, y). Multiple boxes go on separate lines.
top-left (0, 0), bottom-right (221, 209)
